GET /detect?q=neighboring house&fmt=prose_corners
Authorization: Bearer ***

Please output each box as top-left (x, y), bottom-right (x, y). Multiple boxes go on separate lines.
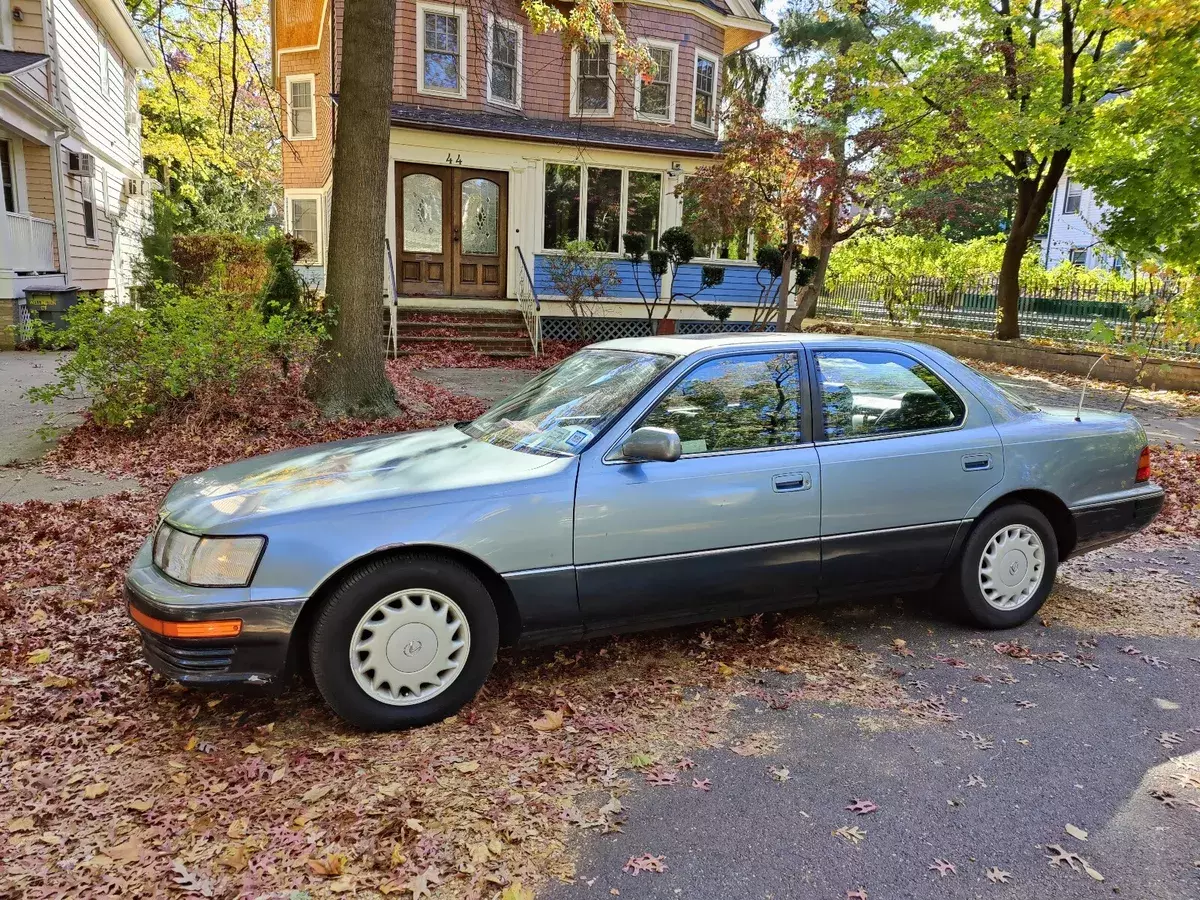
top-left (271, 0), bottom-right (774, 327)
top-left (1039, 173), bottom-right (1125, 273)
top-left (0, 0), bottom-right (154, 346)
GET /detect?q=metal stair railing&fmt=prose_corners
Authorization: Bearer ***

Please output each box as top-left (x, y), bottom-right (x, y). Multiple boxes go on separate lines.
top-left (514, 244), bottom-right (542, 357)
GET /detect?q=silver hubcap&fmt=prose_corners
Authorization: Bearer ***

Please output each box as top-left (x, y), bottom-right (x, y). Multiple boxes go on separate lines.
top-left (349, 589), bottom-right (470, 705)
top-left (978, 524), bottom-right (1045, 611)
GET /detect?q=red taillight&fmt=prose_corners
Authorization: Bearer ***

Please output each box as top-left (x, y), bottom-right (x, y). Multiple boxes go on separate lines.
top-left (1136, 446), bottom-right (1151, 483)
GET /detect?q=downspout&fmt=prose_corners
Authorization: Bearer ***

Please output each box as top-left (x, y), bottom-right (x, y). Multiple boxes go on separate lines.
top-left (43, 0), bottom-right (71, 286)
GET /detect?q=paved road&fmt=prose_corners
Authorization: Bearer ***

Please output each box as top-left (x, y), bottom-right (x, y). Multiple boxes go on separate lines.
top-left (544, 606), bottom-right (1200, 900)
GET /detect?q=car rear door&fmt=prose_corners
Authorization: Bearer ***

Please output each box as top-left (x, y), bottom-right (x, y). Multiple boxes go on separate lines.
top-left (573, 347), bottom-right (822, 632)
top-left (810, 346), bottom-right (1004, 596)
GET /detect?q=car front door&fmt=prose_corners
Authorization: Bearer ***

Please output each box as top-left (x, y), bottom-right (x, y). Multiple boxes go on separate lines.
top-left (573, 348), bottom-right (822, 633)
top-left (810, 347), bottom-right (1004, 595)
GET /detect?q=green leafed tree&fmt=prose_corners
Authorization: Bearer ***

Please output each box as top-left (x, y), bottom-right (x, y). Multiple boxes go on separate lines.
top-left (1072, 1), bottom-right (1200, 271)
top-left (880, 0), bottom-right (1133, 339)
top-left (130, 0), bottom-right (281, 234)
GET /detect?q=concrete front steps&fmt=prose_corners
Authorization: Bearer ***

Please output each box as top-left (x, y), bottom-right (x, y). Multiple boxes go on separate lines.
top-left (382, 306), bottom-right (534, 359)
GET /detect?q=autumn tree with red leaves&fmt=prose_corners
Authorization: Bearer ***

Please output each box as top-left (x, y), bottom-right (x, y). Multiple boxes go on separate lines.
top-left (679, 104), bottom-right (830, 330)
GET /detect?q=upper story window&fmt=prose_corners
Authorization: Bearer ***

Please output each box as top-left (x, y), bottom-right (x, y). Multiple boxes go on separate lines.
top-left (0, 0), bottom-right (13, 51)
top-left (486, 15), bottom-right (522, 108)
top-left (1069, 247), bottom-right (1088, 267)
top-left (635, 42), bottom-right (677, 122)
top-left (125, 74), bottom-right (139, 134)
top-left (814, 350), bottom-right (966, 440)
top-left (571, 40), bottom-right (615, 117)
top-left (1063, 179), bottom-right (1083, 215)
top-left (418, 3), bottom-right (467, 99)
top-left (286, 75), bottom-right (317, 140)
top-left (693, 51), bottom-right (718, 132)
top-left (542, 162), bottom-right (662, 254)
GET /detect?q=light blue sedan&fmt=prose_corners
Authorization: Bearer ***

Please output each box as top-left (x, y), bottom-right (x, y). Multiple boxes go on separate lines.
top-left (126, 334), bottom-right (1163, 729)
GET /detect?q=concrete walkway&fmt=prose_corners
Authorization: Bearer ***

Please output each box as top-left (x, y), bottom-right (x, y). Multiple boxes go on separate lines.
top-left (0, 351), bottom-right (139, 503)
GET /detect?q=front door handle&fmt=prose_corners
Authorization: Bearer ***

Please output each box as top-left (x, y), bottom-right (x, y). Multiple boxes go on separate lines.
top-left (772, 471), bottom-right (811, 492)
top-left (962, 454), bottom-right (993, 472)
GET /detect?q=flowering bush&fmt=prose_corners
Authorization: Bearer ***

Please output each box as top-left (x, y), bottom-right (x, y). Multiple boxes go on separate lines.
top-left (28, 289), bottom-right (321, 428)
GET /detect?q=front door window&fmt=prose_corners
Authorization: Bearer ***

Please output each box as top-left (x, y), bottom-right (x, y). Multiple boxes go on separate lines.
top-left (460, 177), bottom-right (499, 255)
top-left (402, 173), bottom-right (444, 254)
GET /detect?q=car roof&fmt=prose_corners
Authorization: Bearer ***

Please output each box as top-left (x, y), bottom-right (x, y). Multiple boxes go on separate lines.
top-left (591, 332), bottom-right (927, 356)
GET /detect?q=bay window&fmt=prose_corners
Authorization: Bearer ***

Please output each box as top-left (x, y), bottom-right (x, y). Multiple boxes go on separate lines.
top-left (572, 40), bottom-right (615, 116)
top-left (635, 42), bottom-right (677, 122)
top-left (693, 52), bottom-right (718, 132)
top-left (542, 164), bottom-right (664, 254)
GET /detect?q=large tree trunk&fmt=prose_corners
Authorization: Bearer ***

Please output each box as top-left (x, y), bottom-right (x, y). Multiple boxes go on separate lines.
top-left (775, 225), bottom-right (794, 331)
top-left (304, 0), bottom-right (398, 418)
top-left (995, 224), bottom-right (1030, 340)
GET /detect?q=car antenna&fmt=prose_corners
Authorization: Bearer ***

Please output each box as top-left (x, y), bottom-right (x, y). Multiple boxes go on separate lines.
top-left (1076, 354), bottom-right (1108, 422)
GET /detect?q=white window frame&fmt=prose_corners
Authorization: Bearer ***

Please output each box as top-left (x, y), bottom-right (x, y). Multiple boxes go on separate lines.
top-left (0, 136), bottom-right (28, 213)
top-left (285, 74), bottom-right (317, 141)
top-left (125, 73), bottom-right (139, 134)
top-left (0, 0), bottom-right (14, 51)
top-left (1069, 247), bottom-right (1088, 267)
top-left (570, 38), bottom-right (616, 118)
top-left (286, 191), bottom-right (324, 265)
top-left (633, 39), bottom-right (678, 124)
top-left (539, 162), bottom-right (665, 255)
top-left (82, 176), bottom-right (98, 245)
top-left (692, 49), bottom-right (719, 133)
top-left (417, 2), bottom-right (468, 100)
top-left (485, 13), bottom-right (522, 110)
top-left (1063, 179), bottom-right (1083, 215)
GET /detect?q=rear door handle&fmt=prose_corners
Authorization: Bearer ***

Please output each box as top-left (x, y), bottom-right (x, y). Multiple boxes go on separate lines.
top-left (772, 471), bottom-right (811, 492)
top-left (962, 454), bottom-right (992, 472)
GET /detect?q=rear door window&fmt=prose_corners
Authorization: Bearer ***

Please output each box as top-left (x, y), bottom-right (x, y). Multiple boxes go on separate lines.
top-left (813, 350), bottom-right (966, 440)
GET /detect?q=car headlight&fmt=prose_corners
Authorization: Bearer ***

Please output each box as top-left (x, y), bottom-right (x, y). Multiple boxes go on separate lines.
top-left (152, 523), bottom-right (265, 587)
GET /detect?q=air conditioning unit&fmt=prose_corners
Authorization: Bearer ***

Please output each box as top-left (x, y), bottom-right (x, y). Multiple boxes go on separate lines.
top-left (67, 152), bottom-right (96, 177)
top-left (123, 177), bottom-right (152, 197)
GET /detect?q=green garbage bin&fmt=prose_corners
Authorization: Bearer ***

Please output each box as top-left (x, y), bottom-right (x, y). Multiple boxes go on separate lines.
top-left (24, 288), bottom-right (80, 332)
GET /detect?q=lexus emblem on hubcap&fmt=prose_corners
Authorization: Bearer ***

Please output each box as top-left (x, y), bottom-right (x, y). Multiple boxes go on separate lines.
top-left (402, 640), bottom-right (423, 656)
top-left (1008, 560), bottom-right (1021, 576)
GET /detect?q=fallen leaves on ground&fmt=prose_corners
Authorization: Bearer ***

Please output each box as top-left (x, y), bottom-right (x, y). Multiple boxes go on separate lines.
top-left (622, 853), bottom-right (666, 876)
top-left (833, 825), bottom-right (867, 845)
top-left (928, 858), bottom-right (956, 877)
top-left (985, 866), bottom-right (1012, 884)
top-left (845, 799), bottom-right (877, 816)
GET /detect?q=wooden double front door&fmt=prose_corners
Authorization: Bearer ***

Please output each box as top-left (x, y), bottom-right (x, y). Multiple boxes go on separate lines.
top-left (396, 163), bottom-right (508, 298)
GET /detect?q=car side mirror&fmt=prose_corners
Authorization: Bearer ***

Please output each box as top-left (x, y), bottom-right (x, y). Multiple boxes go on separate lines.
top-left (620, 427), bottom-right (682, 463)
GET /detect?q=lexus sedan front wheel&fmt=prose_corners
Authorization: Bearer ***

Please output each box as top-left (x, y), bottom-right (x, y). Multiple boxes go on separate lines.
top-left (309, 554), bottom-right (499, 729)
top-left (955, 503), bottom-right (1059, 629)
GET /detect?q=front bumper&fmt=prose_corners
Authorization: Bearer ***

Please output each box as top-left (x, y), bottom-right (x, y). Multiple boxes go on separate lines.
top-left (125, 538), bottom-right (306, 689)
top-left (1069, 487), bottom-right (1165, 557)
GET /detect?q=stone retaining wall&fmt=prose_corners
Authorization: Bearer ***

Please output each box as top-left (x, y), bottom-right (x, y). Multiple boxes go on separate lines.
top-left (805, 320), bottom-right (1200, 393)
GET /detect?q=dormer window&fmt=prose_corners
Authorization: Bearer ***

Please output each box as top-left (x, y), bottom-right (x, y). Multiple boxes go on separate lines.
top-left (693, 51), bottom-right (718, 132)
top-left (635, 41), bottom-right (677, 123)
top-left (571, 40), bottom-right (615, 117)
top-left (418, 3), bottom-right (468, 99)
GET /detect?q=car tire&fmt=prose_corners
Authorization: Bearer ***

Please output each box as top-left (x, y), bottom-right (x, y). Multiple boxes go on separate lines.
top-left (954, 503), bottom-right (1059, 629)
top-left (308, 553), bottom-right (499, 730)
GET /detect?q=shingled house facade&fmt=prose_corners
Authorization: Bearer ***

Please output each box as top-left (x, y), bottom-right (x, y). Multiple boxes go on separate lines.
top-left (271, 0), bottom-right (773, 328)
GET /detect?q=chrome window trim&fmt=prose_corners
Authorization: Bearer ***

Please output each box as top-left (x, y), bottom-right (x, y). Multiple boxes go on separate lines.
top-left (576, 533), bottom-right (821, 570)
top-left (602, 346), bottom-right (808, 464)
top-left (811, 347), bottom-right (970, 444)
top-left (821, 519), bottom-right (967, 540)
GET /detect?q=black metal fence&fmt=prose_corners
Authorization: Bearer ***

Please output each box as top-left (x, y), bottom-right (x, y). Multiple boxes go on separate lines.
top-left (817, 276), bottom-right (1200, 360)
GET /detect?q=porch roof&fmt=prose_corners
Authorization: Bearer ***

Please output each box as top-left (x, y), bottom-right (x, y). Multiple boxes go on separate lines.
top-left (0, 51), bottom-right (49, 76)
top-left (389, 103), bottom-right (722, 157)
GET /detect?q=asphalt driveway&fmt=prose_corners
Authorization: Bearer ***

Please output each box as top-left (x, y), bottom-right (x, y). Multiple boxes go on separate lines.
top-left (542, 605), bottom-right (1200, 900)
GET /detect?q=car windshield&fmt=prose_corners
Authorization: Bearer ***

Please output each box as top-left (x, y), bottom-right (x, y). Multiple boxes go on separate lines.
top-left (463, 349), bottom-right (677, 456)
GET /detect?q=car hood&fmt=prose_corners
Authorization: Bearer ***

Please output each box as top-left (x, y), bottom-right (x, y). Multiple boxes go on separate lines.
top-left (161, 426), bottom-right (573, 533)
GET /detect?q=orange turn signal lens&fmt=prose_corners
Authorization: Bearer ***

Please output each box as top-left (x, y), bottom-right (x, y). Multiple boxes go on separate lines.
top-left (1135, 446), bottom-right (1151, 483)
top-left (129, 604), bottom-right (242, 639)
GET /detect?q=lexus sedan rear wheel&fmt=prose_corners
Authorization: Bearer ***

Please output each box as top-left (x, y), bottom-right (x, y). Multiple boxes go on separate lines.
top-left (956, 503), bottom-right (1058, 629)
top-left (309, 554), bottom-right (499, 730)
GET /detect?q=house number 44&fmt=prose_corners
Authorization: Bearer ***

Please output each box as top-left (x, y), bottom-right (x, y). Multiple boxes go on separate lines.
top-left (446, 153), bottom-right (463, 165)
